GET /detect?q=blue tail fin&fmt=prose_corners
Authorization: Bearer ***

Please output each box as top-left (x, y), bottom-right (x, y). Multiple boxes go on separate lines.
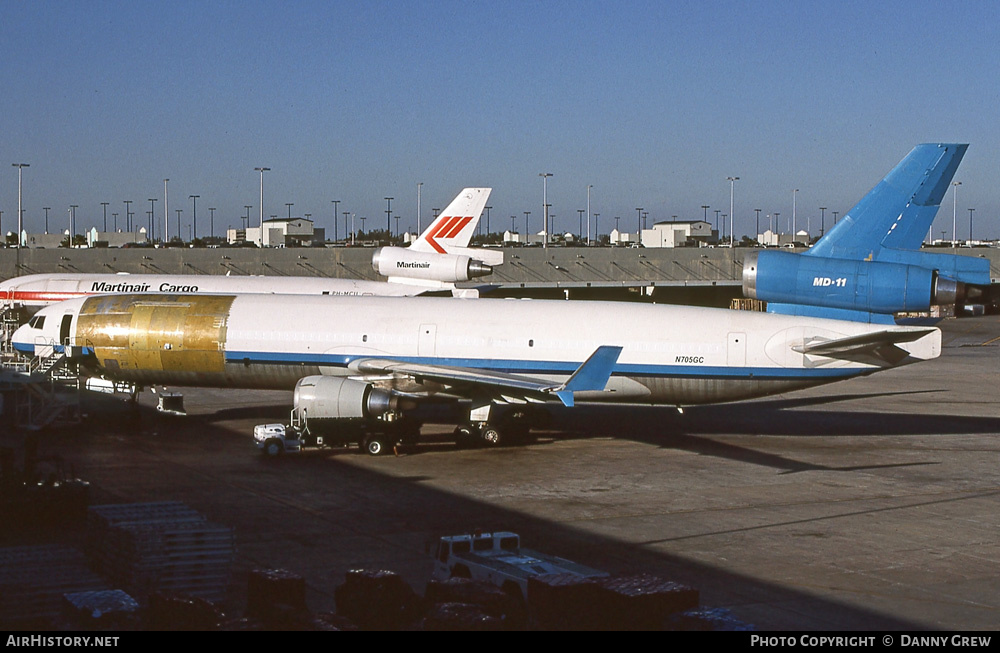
top-left (806, 143), bottom-right (967, 260)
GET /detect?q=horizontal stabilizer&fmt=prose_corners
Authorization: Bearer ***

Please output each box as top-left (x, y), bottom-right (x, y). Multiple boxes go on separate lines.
top-left (793, 328), bottom-right (938, 365)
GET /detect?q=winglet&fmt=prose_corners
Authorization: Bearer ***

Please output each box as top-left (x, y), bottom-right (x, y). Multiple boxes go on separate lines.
top-left (550, 345), bottom-right (623, 407)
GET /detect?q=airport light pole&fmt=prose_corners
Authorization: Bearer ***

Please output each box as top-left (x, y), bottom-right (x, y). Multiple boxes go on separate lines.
top-left (255, 167), bottom-right (270, 245)
top-left (209, 207), bottom-right (216, 239)
top-left (163, 179), bottom-right (170, 242)
top-left (792, 189), bottom-right (798, 241)
top-left (394, 215), bottom-right (400, 240)
top-left (727, 176), bottom-right (739, 247)
top-left (190, 195), bottom-right (200, 242)
top-left (124, 200), bottom-right (133, 233)
top-left (951, 181), bottom-right (961, 247)
top-left (524, 212), bottom-right (530, 242)
top-left (539, 173), bottom-right (552, 249)
top-left (578, 209), bottom-right (584, 240)
top-left (635, 208), bottom-right (643, 244)
top-left (43, 207), bottom-right (50, 234)
top-left (714, 209), bottom-right (720, 234)
top-left (384, 197), bottom-right (393, 245)
top-left (819, 207), bottom-right (826, 237)
top-left (244, 206), bottom-right (252, 232)
top-left (702, 205), bottom-right (710, 226)
top-left (969, 208), bottom-right (975, 243)
top-left (148, 199), bottom-right (157, 241)
top-left (417, 182), bottom-right (423, 235)
top-left (832, 211), bottom-right (838, 225)
top-left (101, 202), bottom-right (109, 232)
top-left (343, 212), bottom-right (350, 244)
top-left (594, 213), bottom-right (599, 242)
top-left (587, 184), bottom-right (593, 245)
top-left (176, 209), bottom-right (183, 242)
top-left (12, 163), bottom-right (28, 254)
top-left (331, 200), bottom-right (339, 242)
top-left (485, 206), bottom-right (492, 237)
top-left (112, 212), bottom-right (117, 232)
top-left (755, 208), bottom-right (761, 240)
top-left (69, 205), bottom-right (78, 247)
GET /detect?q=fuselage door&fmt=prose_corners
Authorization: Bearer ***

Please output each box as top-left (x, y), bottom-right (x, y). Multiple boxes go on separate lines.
top-left (727, 332), bottom-right (746, 367)
top-left (60, 313), bottom-right (73, 346)
top-left (418, 324), bottom-right (437, 357)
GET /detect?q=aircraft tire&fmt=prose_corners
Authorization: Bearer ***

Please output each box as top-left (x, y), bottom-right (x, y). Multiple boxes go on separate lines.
top-left (263, 439), bottom-right (283, 457)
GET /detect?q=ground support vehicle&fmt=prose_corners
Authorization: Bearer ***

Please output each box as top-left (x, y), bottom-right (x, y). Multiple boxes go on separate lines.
top-left (431, 531), bottom-right (607, 602)
top-left (253, 417), bottom-right (419, 457)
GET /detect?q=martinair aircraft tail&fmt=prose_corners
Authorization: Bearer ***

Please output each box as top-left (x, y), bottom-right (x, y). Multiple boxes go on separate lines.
top-left (370, 187), bottom-right (501, 290)
top-left (806, 143), bottom-right (967, 260)
top-left (409, 188), bottom-right (492, 255)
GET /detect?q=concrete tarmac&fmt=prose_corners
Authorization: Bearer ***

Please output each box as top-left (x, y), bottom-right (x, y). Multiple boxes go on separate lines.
top-left (4, 315), bottom-right (999, 631)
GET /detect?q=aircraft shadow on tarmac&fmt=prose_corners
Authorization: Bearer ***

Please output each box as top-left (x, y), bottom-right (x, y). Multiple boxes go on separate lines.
top-left (37, 390), bottom-right (984, 630)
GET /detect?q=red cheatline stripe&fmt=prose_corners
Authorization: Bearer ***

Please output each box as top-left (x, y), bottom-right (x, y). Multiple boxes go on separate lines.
top-left (442, 216), bottom-right (472, 239)
top-left (10, 291), bottom-right (86, 303)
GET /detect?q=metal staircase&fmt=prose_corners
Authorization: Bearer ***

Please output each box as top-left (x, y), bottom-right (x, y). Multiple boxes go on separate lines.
top-left (1, 331), bottom-right (83, 432)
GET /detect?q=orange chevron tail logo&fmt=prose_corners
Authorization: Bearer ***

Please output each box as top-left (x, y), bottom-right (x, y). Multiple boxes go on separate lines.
top-left (423, 216), bottom-right (473, 253)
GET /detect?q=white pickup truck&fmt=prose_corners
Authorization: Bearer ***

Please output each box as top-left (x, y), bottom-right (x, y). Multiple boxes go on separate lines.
top-left (431, 531), bottom-right (608, 601)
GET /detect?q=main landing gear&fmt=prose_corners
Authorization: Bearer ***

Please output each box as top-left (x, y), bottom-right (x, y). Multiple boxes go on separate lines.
top-left (453, 407), bottom-right (535, 448)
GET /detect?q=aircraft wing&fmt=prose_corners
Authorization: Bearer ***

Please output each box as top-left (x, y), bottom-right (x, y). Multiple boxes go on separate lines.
top-left (792, 328), bottom-right (938, 366)
top-left (350, 345), bottom-right (623, 407)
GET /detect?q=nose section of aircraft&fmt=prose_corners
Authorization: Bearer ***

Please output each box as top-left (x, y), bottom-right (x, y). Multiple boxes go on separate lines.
top-left (11, 321), bottom-right (34, 355)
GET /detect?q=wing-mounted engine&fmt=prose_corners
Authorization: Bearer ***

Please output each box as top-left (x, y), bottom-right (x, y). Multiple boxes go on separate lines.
top-left (293, 376), bottom-right (397, 422)
top-left (371, 246), bottom-right (493, 285)
top-left (743, 250), bottom-right (969, 315)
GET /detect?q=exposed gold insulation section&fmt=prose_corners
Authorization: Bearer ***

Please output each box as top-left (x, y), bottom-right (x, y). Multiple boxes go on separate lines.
top-left (76, 294), bottom-right (235, 374)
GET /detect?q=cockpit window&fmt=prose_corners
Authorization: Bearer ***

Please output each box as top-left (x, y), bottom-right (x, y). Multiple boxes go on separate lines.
top-left (28, 315), bottom-right (45, 329)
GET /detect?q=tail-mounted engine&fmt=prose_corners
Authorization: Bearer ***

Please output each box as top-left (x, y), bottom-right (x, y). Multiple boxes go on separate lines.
top-left (371, 246), bottom-right (492, 283)
top-left (742, 250), bottom-right (968, 314)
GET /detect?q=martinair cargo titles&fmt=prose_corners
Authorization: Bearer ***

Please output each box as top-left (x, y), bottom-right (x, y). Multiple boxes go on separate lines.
top-left (0, 188), bottom-right (497, 312)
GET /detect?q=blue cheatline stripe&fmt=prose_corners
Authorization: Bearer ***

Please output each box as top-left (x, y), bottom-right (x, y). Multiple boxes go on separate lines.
top-left (223, 350), bottom-right (863, 380)
top-left (12, 343), bottom-right (95, 356)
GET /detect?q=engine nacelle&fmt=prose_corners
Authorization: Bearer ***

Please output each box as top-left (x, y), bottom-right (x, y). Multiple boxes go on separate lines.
top-left (371, 246), bottom-right (492, 283)
top-left (743, 250), bottom-right (966, 314)
top-left (293, 376), bottom-right (395, 422)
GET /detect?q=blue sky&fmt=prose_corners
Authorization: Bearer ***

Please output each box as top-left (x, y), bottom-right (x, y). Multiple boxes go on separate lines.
top-left (2, 0), bottom-right (998, 241)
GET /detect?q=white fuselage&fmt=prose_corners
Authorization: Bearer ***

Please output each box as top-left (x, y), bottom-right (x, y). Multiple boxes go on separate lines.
top-left (12, 294), bottom-right (941, 406)
top-left (0, 272), bottom-right (424, 312)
